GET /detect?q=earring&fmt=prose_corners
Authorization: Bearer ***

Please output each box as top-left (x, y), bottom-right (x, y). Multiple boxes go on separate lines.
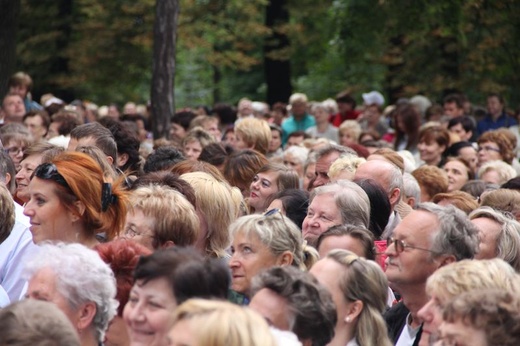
top-left (346, 316), bottom-right (351, 323)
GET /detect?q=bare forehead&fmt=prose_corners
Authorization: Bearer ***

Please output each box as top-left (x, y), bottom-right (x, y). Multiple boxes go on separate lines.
top-left (395, 210), bottom-right (439, 240)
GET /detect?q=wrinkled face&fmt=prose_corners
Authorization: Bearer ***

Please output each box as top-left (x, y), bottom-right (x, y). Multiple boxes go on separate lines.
top-left (229, 232), bottom-right (280, 296)
top-left (384, 210), bottom-right (440, 291)
top-left (314, 152), bottom-right (340, 188)
top-left (417, 294), bottom-right (445, 342)
top-left (418, 139), bottom-right (445, 165)
top-left (24, 115), bottom-right (47, 140)
top-left (313, 107), bottom-right (329, 123)
top-left (183, 140), bottom-right (202, 161)
top-left (477, 141), bottom-right (502, 167)
top-left (486, 96), bottom-right (503, 116)
top-left (318, 235), bottom-right (367, 259)
top-left (123, 278), bottom-right (177, 346)
top-left (443, 160), bottom-right (469, 192)
top-left (448, 123), bottom-right (471, 142)
top-left (26, 267), bottom-right (79, 328)
top-left (302, 193), bottom-right (342, 246)
top-left (23, 177), bottom-right (76, 244)
top-left (458, 146), bottom-right (478, 173)
top-left (15, 154), bottom-right (43, 202)
top-left (283, 153), bottom-right (303, 178)
top-left (269, 130), bottom-right (282, 153)
top-left (123, 208), bottom-right (155, 250)
top-left (471, 217), bottom-right (501, 260)
top-left (480, 169), bottom-right (501, 185)
top-left (436, 319), bottom-right (487, 346)
top-left (249, 171), bottom-right (280, 213)
top-left (168, 319), bottom-right (196, 346)
top-left (2, 94), bottom-right (26, 120)
top-left (250, 288), bottom-right (292, 331)
top-left (4, 140), bottom-right (26, 170)
top-left (443, 102), bottom-right (463, 118)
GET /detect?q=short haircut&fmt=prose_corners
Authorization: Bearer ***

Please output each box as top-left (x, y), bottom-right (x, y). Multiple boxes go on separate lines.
top-left (447, 115), bottom-right (475, 133)
top-left (8, 71), bottom-right (33, 90)
top-left (443, 93), bottom-right (464, 108)
top-left (412, 165), bottom-right (449, 200)
top-left (339, 120), bottom-right (362, 142)
top-left (234, 117), bottom-right (272, 154)
top-left (251, 266), bottom-right (337, 346)
top-left (0, 150), bottom-right (17, 194)
top-left (224, 149), bottom-right (268, 193)
top-left (130, 171), bottom-right (196, 206)
top-left (171, 110), bottom-right (197, 130)
top-left (315, 143), bottom-right (356, 161)
top-left (478, 160), bottom-right (517, 186)
top-left (25, 243), bottom-right (118, 342)
top-left (0, 185), bottom-right (15, 243)
top-left (289, 92), bottom-right (308, 104)
top-left (143, 146), bottom-right (185, 173)
top-left (23, 110), bottom-right (51, 129)
top-left (432, 190), bottom-right (479, 215)
top-left (51, 111), bottom-right (82, 135)
top-left (416, 203), bottom-right (479, 261)
top-left (129, 185), bottom-right (200, 248)
top-left (98, 117), bottom-right (141, 173)
top-left (317, 224), bottom-right (376, 260)
top-left (460, 180), bottom-right (499, 199)
top-left (469, 207), bottom-right (520, 271)
top-left (133, 247), bottom-right (230, 303)
top-left (182, 126), bottom-right (216, 148)
top-left (402, 172), bottom-right (421, 206)
top-left (479, 188), bottom-right (520, 215)
top-left (355, 178), bottom-right (391, 239)
top-left (283, 145), bottom-right (310, 166)
top-left (418, 125), bottom-right (450, 150)
top-left (70, 122), bottom-right (117, 162)
top-left (478, 130), bottom-right (516, 164)
top-left (266, 188), bottom-right (309, 229)
top-left (0, 299), bottom-right (80, 346)
top-left (198, 142), bottom-right (234, 168)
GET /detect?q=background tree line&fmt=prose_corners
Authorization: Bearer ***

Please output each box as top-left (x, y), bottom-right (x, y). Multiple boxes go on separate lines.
top-left (2, 0), bottom-right (519, 109)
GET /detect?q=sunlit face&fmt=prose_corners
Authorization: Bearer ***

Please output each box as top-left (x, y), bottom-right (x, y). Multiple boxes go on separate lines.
top-left (435, 319), bottom-right (487, 346)
top-left (26, 267), bottom-right (80, 328)
top-left (170, 123), bottom-right (186, 139)
top-left (23, 177), bottom-right (77, 244)
top-left (418, 139), bottom-right (445, 166)
top-left (183, 140), bottom-right (202, 161)
top-left (249, 171), bottom-right (279, 213)
top-left (123, 208), bottom-right (155, 250)
top-left (471, 217), bottom-right (501, 260)
top-left (15, 154), bottom-right (43, 202)
top-left (283, 153), bottom-right (304, 178)
top-left (123, 278), bottom-right (177, 346)
top-left (317, 235), bottom-right (367, 259)
top-left (269, 130), bottom-right (282, 153)
top-left (250, 288), bottom-right (292, 331)
top-left (417, 294), bottom-right (445, 342)
top-left (302, 193), bottom-right (342, 246)
top-left (168, 319), bottom-right (196, 346)
top-left (443, 160), bottom-right (469, 192)
top-left (229, 232), bottom-right (281, 296)
top-left (477, 141), bottom-right (502, 167)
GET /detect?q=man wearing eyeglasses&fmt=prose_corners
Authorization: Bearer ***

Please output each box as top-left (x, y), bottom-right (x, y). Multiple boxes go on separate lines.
top-left (383, 203), bottom-right (479, 346)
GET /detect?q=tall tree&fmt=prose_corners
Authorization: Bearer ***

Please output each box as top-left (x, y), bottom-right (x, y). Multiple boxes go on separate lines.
top-left (151, 0), bottom-right (179, 139)
top-left (0, 0), bottom-right (20, 96)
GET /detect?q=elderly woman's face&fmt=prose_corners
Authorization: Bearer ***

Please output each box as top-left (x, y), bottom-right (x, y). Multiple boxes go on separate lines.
top-left (122, 208), bottom-right (155, 251)
top-left (443, 160), bottom-right (469, 192)
top-left (23, 177), bottom-right (77, 244)
top-left (471, 217), bottom-right (502, 260)
top-left (302, 193), bottom-right (342, 246)
top-left (26, 267), bottom-right (81, 329)
top-left (15, 153), bottom-right (43, 203)
top-left (123, 278), bottom-right (177, 346)
top-left (4, 140), bottom-right (25, 170)
top-left (283, 153), bottom-right (304, 178)
top-left (229, 232), bottom-right (281, 296)
top-left (477, 141), bottom-right (502, 167)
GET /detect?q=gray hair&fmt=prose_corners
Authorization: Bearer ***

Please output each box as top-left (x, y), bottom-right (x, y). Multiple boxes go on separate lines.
top-left (402, 172), bottom-right (420, 208)
top-left (311, 180), bottom-right (370, 229)
top-left (315, 143), bottom-right (356, 161)
top-left (469, 207), bottom-right (520, 272)
top-left (25, 243), bottom-right (118, 342)
top-left (283, 145), bottom-right (310, 166)
top-left (477, 160), bottom-right (517, 185)
top-left (416, 203), bottom-right (479, 261)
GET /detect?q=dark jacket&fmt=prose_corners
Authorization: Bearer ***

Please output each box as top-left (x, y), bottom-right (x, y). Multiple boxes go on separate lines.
top-left (383, 301), bottom-right (423, 346)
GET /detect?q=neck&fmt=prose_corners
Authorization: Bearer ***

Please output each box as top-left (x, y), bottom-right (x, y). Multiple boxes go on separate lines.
top-left (397, 283), bottom-right (429, 329)
top-left (316, 121), bottom-right (328, 131)
top-left (328, 322), bottom-right (354, 346)
top-left (80, 329), bottom-right (99, 346)
top-left (426, 157), bottom-right (441, 167)
top-left (72, 224), bottom-right (99, 248)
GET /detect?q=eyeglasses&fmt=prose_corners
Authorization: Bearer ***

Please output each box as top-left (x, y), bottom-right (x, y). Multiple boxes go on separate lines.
top-left (386, 237), bottom-right (439, 255)
top-left (477, 145), bottom-right (501, 153)
top-left (33, 163), bottom-right (70, 190)
top-left (4, 147), bottom-right (24, 155)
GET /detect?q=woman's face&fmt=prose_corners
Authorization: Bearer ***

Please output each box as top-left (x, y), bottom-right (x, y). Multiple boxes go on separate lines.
top-left (229, 232), bottom-right (281, 296)
top-left (223, 131), bottom-right (236, 147)
top-left (249, 171), bottom-right (279, 213)
top-left (418, 139), bottom-right (445, 165)
top-left (477, 141), bottom-right (502, 167)
top-left (123, 208), bottom-right (155, 250)
top-left (183, 140), bottom-right (202, 161)
top-left (105, 316), bottom-right (130, 346)
top-left (340, 130), bottom-right (356, 147)
top-left (313, 107), bottom-right (329, 123)
top-left (284, 153), bottom-right (304, 178)
top-left (269, 130), bottom-right (282, 153)
top-left (170, 123), bottom-right (186, 139)
top-left (303, 163), bottom-right (316, 191)
top-left (458, 146), bottom-right (478, 173)
top-left (15, 154), bottom-right (43, 202)
top-left (23, 177), bottom-right (77, 244)
top-left (443, 160), bottom-right (469, 192)
top-left (436, 319), bottom-right (487, 346)
top-left (123, 278), bottom-right (177, 346)
top-left (417, 294), bottom-right (445, 343)
top-left (4, 140), bottom-right (25, 170)
top-left (302, 193), bottom-right (342, 246)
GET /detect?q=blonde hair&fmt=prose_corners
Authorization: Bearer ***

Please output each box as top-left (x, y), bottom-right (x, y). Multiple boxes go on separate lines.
top-left (181, 172), bottom-right (237, 258)
top-left (326, 250), bottom-right (392, 346)
top-left (235, 118), bottom-right (272, 155)
top-left (182, 126), bottom-right (216, 148)
top-left (170, 299), bottom-right (277, 346)
top-left (328, 154), bottom-right (366, 181)
top-left (426, 258), bottom-right (520, 306)
top-left (479, 188), bottom-right (520, 216)
top-left (129, 185), bottom-right (200, 248)
top-left (478, 160), bottom-right (517, 186)
top-left (339, 120), bottom-right (362, 143)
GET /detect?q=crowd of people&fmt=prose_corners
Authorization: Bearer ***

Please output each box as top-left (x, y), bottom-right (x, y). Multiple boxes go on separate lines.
top-left (1, 71), bottom-right (520, 345)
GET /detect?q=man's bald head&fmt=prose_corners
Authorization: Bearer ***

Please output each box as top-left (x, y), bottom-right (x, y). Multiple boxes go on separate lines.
top-left (354, 160), bottom-right (403, 209)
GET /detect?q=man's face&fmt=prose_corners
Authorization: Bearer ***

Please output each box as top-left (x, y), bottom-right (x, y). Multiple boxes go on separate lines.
top-left (443, 102), bottom-right (464, 118)
top-left (249, 288), bottom-right (292, 331)
top-left (384, 210), bottom-right (441, 291)
top-left (291, 101), bottom-right (307, 117)
top-left (313, 152), bottom-right (340, 188)
top-left (486, 96), bottom-right (503, 116)
top-left (286, 135), bottom-right (304, 148)
top-left (448, 123), bottom-right (471, 142)
top-left (2, 95), bottom-right (26, 122)
top-left (24, 115), bottom-right (47, 140)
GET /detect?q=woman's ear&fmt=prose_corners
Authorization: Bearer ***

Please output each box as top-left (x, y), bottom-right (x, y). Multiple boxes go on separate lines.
top-left (277, 251), bottom-right (294, 267)
top-left (345, 300), bottom-right (364, 324)
top-left (70, 200), bottom-right (86, 222)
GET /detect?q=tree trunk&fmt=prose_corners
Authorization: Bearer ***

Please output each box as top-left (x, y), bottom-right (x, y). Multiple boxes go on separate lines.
top-left (151, 0), bottom-right (179, 140)
top-left (0, 0), bottom-right (20, 97)
top-left (264, 0), bottom-right (292, 106)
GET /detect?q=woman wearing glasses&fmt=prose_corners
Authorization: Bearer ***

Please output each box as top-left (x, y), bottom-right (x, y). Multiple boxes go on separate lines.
top-left (477, 129), bottom-right (516, 171)
top-left (310, 249), bottom-right (392, 346)
top-left (23, 151), bottom-right (128, 247)
top-left (228, 209), bottom-right (318, 302)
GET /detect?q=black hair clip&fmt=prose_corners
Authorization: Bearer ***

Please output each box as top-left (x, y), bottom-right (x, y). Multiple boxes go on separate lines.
top-left (101, 183), bottom-right (117, 212)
